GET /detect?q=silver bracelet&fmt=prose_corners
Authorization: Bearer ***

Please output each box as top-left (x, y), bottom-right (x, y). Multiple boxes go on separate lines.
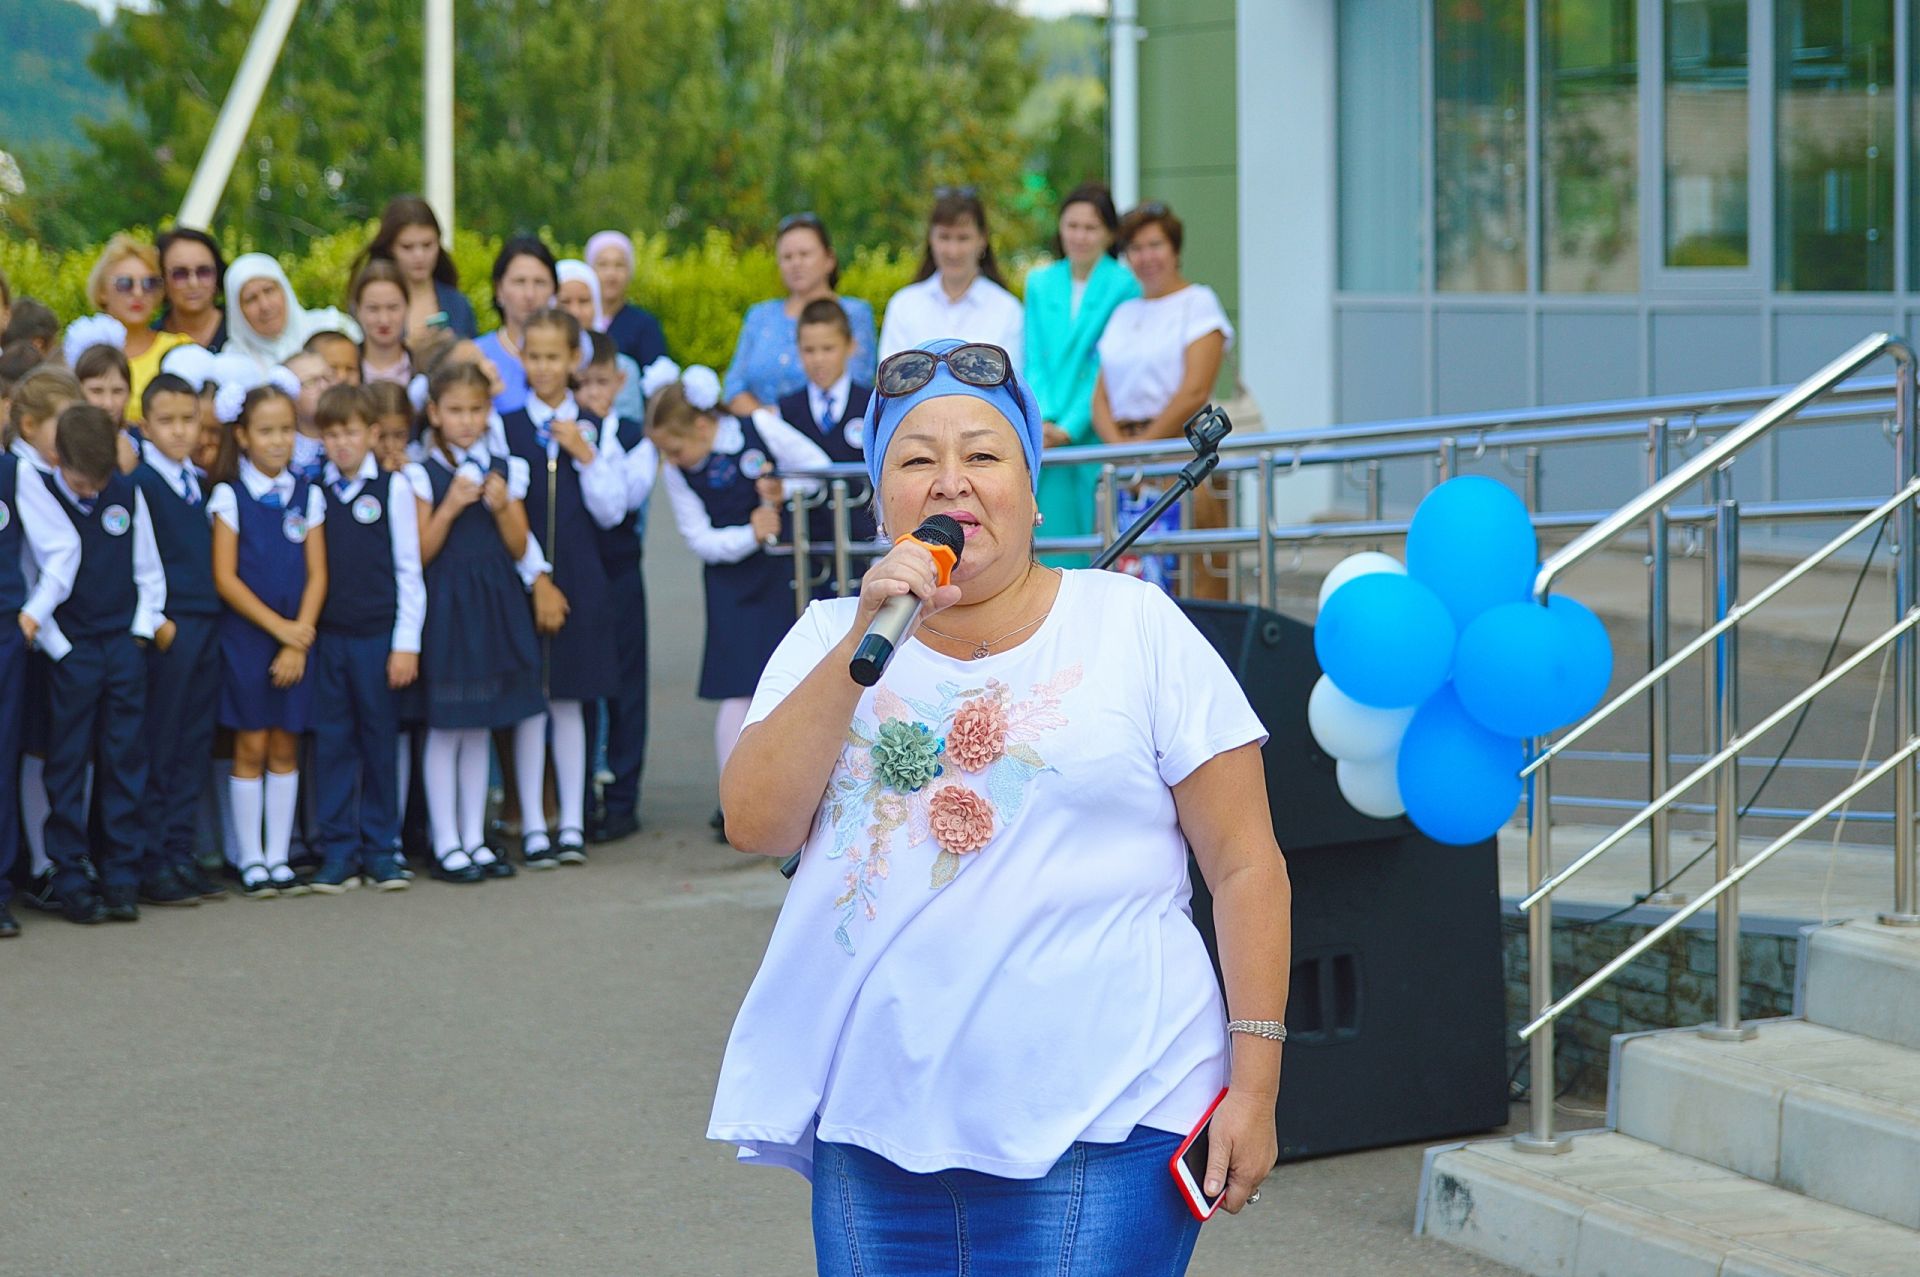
top-left (1227, 1019), bottom-right (1288, 1042)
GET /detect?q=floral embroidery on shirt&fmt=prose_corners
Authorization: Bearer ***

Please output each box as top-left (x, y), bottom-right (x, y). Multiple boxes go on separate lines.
top-left (821, 663), bottom-right (1083, 954)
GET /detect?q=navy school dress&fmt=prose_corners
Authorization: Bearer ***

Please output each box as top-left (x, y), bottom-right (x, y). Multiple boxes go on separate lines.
top-left (686, 415), bottom-right (794, 701)
top-left (501, 408), bottom-right (616, 703)
top-left (419, 454), bottom-right (545, 730)
top-left (776, 383), bottom-right (876, 597)
top-left (218, 475), bottom-right (316, 733)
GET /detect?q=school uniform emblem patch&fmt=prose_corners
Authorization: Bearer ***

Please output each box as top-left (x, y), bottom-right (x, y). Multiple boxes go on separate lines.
top-left (101, 504), bottom-right (131, 536)
top-left (739, 448), bottom-right (770, 480)
top-left (283, 511), bottom-right (309, 543)
top-left (581, 424), bottom-right (598, 447)
top-left (352, 493), bottom-right (383, 524)
top-left (0, 500), bottom-right (11, 533)
top-left (844, 419), bottom-right (864, 451)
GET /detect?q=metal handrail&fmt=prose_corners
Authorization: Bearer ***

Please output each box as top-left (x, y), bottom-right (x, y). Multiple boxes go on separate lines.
top-left (1511, 332), bottom-right (1920, 1155)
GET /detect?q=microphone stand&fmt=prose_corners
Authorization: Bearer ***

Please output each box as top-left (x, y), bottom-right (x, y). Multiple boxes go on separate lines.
top-left (778, 405), bottom-right (1235, 880)
top-left (1090, 404), bottom-right (1233, 570)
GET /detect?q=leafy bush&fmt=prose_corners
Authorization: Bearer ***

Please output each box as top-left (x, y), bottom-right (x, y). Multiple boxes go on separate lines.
top-left (3, 223), bottom-right (1031, 371)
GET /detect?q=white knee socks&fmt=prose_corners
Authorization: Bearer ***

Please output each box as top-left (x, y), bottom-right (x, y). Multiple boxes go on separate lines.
top-left (264, 771), bottom-right (299, 870)
top-left (230, 775), bottom-right (265, 871)
top-left (715, 697), bottom-right (750, 782)
top-left (514, 712), bottom-right (550, 850)
top-left (515, 702), bottom-right (589, 850)
top-left (457, 729), bottom-right (489, 852)
top-left (20, 755), bottom-right (49, 876)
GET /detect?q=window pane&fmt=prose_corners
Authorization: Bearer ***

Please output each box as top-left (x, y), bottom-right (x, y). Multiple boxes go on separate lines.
top-left (1665, 0), bottom-right (1750, 267)
top-left (1543, 0), bottom-right (1639, 290)
top-left (1435, 0), bottom-right (1528, 291)
top-left (1776, 0), bottom-right (1893, 291)
top-left (1339, 0), bottom-right (1423, 292)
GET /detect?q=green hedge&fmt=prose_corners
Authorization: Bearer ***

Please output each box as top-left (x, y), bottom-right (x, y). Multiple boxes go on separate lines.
top-left (2, 223), bottom-right (1031, 371)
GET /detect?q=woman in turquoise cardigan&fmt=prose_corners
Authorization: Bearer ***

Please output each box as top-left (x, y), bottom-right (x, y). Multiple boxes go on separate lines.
top-left (1024, 183), bottom-right (1141, 565)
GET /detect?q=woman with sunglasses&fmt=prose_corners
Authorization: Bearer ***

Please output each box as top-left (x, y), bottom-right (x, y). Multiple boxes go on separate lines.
top-left (877, 189), bottom-right (1024, 370)
top-left (85, 233), bottom-right (196, 422)
top-left (710, 338), bottom-right (1289, 1275)
top-left (721, 213), bottom-right (877, 417)
top-left (155, 227), bottom-right (228, 353)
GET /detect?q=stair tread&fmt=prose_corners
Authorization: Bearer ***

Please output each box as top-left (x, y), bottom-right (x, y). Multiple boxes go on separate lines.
top-left (1428, 1132), bottom-right (1920, 1275)
top-left (1624, 1019), bottom-right (1920, 1111)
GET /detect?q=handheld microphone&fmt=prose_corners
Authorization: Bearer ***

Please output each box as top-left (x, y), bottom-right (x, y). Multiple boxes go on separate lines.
top-left (848, 514), bottom-right (965, 687)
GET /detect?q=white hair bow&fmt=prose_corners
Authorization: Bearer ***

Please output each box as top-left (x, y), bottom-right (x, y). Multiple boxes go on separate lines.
top-left (213, 380), bottom-right (253, 425)
top-left (266, 366), bottom-right (301, 399)
top-left (639, 356), bottom-right (682, 402)
top-left (212, 363), bottom-right (298, 425)
top-left (159, 343), bottom-right (218, 392)
top-left (63, 314), bottom-right (127, 369)
top-left (407, 374), bottom-right (430, 413)
top-left (681, 365), bottom-right (721, 412)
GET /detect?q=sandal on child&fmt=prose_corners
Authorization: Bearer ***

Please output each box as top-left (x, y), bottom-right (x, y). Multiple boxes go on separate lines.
top-left (521, 832), bottom-right (560, 871)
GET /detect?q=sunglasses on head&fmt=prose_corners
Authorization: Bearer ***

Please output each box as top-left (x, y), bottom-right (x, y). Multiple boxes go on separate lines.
top-left (168, 264), bottom-right (217, 284)
top-left (777, 211), bottom-right (823, 235)
top-left (876, 343), bottom-right (1012, 399)
top-left (1133, 201), bottom-right (1171, 218)
top-left (112, 275), bottom-right (164, 296)
top-left (934, 185), bottom-right (979, 202)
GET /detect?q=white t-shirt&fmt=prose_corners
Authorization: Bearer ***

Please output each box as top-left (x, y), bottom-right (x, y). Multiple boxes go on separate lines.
top-left (707, 569), bottom-right (1268, 1180)
top-left (878, 274), bottom-right (1026, 373)
top-left (1096, 284), bottom-right (1235, 422)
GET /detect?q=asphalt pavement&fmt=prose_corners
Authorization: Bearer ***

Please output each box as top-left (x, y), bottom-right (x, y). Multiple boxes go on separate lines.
top-left (0, 516), bottom-right (1519, 1276)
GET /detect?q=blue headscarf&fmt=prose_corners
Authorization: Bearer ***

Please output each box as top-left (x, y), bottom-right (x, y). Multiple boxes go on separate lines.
top-left (863, 338), bottom-right (1045, 494)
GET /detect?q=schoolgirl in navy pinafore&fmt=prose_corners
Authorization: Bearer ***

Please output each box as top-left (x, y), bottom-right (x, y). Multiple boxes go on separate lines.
top-left (219, 474), bottom-right (316, 732)
top-left (500, 408), bottom-right (615, 702)
top-left (419, 452), bottom-right (544, 728)
top-left (683, 415), bottom-right (793, 701)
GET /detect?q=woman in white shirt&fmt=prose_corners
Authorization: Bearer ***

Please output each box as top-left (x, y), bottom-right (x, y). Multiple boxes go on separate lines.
top-left (877, 190), bottom-right (1024, 369)
top-left (709, 338), bottom-right (1291, 1274)
top-left (1094, 202), bottom-right (1236, 600)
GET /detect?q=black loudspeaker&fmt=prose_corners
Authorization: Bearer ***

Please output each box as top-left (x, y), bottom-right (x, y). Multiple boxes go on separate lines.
top-left (1176, 601), bottom-right (1510, 1161)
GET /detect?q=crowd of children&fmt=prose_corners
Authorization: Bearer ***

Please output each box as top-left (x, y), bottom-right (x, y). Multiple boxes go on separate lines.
top-left (0, 228), bottom-right (879, 938)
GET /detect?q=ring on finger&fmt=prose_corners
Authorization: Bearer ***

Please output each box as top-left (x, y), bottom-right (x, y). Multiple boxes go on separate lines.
top-left (1248, 1190), bottom-right (1262, 1205)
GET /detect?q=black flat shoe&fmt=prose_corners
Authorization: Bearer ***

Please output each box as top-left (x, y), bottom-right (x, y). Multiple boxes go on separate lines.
top-left (555, 831), bottom-right (587, 866)
top-left (139, 868), bottom-right (201, 908)
top-left (589, 811), bottom-right (640, 844)
top-left (429, 851), bottom-right (484, 884)
top-left (0, 904), bottom-right (19, 937)
top-left (62, 890), bottom-right (107, 925)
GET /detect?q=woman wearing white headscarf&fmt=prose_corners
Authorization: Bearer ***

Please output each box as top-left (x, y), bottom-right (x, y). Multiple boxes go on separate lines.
top-left (555, 259), bottom-right (645, 424)
top-left (223, 253), bottom-right (362, 373)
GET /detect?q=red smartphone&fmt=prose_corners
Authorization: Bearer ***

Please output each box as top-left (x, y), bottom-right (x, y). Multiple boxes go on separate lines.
top-left (1169, 1087), bottom-right (1231, 1222)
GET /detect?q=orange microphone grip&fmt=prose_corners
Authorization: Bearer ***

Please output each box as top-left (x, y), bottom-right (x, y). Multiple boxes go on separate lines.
top-left (899, 533), bottom-right (958, 588)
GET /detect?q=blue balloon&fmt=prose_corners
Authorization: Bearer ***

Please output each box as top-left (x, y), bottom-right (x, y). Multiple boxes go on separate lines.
top-left (1314, 573), bottom-right (1457, 709)
top-left (1454, 596), bottom-right (1615, 736)
top-left (1397, 687), bottom-right (1523, 845)
top-left (1406, 476), bottom-right (1539, 629)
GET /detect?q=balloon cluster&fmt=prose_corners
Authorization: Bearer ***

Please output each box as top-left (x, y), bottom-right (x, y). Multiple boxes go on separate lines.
top-left (1308, 477), bottom-right (1614, 845)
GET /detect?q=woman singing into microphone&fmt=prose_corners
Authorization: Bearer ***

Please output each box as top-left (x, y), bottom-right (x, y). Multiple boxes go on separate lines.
top-left (708, 337), bottom-right (1293, 1275)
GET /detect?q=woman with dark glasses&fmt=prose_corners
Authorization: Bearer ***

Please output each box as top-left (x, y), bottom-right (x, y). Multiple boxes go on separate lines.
top-left (721, 213), bottom-right (876, 416)
top-left (711, 338), bottom-right (1289, 1275)
top-left (155, 226), bottom-right (228, 353)
top-left (83, 232), bottom-right (196, 421)
top-left (877, 189), bottom-right (1024, 370)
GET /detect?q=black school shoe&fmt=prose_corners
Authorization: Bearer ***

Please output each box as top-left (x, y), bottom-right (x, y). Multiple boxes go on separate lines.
top-left (101, 887), bottom-right (140, 923)
top-left (361, 857), bottom-right (409, 892)
top-left (62, 889), bottom-right (108, 924)
top-left (555, 830), bottom-right (587, 866)
top-left (178, 862), bottom-right (228, 901)
top-left (474, 846), bottom-right (515, 879)
top-left (521, 836), bottom-right (560, 871)
top-left (429, 851), bottom-right (484, 885)
top-left (139, 867), bottom-right (202, 908)
top-left (20, 871), bottom-right (61, 914)
top-left (588, 810), bottom-right (640, 844)
top-left (0, 903), bottom-right (19, 937)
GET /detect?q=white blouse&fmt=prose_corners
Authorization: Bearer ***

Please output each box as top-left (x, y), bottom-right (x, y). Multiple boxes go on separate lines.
top-left (1096, 284), bottom-right (1234, 422)
top-left (708, 570), bottom-right (1267, 1180)
top-left (878, 274), bottom-right (1026, 373)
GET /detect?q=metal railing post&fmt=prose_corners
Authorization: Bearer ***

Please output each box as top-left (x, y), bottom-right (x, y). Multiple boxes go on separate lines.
top-left (1514, 741), bottom-right (1570, 1154)
top-left (1885, 358), bottom-right (1920, 925)
top-left (790, 490), bottom-right (811, 618)
top-left (1256, 452), bottom-right (1275, 611)
top-left (1524, 446), bottom-right (1543, 512)
top-left (1646, 419), bottom-right (1681, 904)
top-left (1438, 437), bottom-right (1460, 483)
top-left (830, 479), bottom-right (852, 599)
top-left (1703, 494), bottom-right (1755, 1041)
top-left (1097, 463), bottom-right (1119, 547)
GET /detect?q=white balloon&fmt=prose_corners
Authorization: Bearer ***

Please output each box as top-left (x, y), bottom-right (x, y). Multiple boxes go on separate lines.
top-left (1307, 674), bottom-right (1415, 762)
top-left (1337, 754), bottom-right (1406, 820)
top-left (1317, 551), bottom-right (1408, 609)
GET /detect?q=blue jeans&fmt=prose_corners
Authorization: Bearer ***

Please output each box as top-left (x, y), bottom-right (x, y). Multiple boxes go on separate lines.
top-left (811, 1126), bottom-right (1202, 1277)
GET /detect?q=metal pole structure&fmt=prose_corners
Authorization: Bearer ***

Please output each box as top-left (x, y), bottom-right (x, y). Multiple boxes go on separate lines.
top-left (790, 492), bottom-right (810, 619)
top-left (424, 0), bottom-right (456, 238)
top-left (1885, 359), bottom-right (1920, 925)
top-left (1109, 0), bottom-right (1142, 210)
top-left (1514, 735), bottom-right (1570, 1154)
top-left (830, 479), bottom-right (852, 599)
top-left (176, 0), bottom-right (304, 229)
top-left (1256, 452), bottom-right (1275, 611)
top-left (1702, 495), bottom-right (1754, 1042)
top-left (1646, 419), bottom-right (1682, 905)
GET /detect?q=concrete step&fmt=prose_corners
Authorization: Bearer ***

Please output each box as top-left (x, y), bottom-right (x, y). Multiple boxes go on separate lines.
top-left (1419, 1131), bottom-right (1920, 1276)
top-left (1802, 921), bottom-right (1920, 1050)
top-left (1613, 1020), bottom-right (1920, 1229)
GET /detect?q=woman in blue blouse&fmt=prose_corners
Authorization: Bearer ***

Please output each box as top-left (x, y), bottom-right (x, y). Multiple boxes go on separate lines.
top-left (723, 213), bottom-right (876, 415)
top-left (1024, 183), bottom-right (1140, 565)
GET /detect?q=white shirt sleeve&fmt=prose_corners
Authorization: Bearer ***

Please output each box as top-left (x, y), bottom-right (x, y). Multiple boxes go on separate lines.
top-left (661, 463), bottom-right (759, 565)
top-left (404, 463), bottom-right (433, 503)
top-left (207, 482), bottom-right (240, 532)
top-left (1140, 582), bottom-right (1268, 785)
top-left (305, 485), bottom-right (328, 527)
top-left (14, 464), bottom-right (79, 629)
top-left (615, 430), bottom-right (659, 513)
top-left (517, 531), bottom-right (551, 589)
top-left (575, 431), bottom-right (629, 531)
top-left (130, 490), bottom-right (167, 640)
top-left (387, 472), bottom-right (426, 654)
top-left (751, 408), bottom-right (833, 500)
top-left (1183, 285), bottom-right (1235, 351)
top-left (504, 455), bottom-right (532, 501)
